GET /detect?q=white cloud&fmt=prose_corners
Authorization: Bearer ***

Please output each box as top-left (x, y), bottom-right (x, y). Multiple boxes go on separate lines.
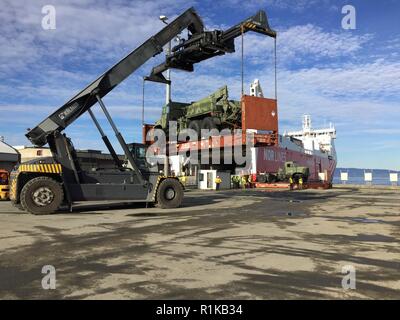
top-left (277, 25), bottom-right (372, 61)
top-left (223, 0), bottom-right (331, 12)
top-left (279, 59), bottom-right (400, 98)
top-left (245, 24), bottom-right (370, 65)
top-left (0, 0), bottom-right (195, 75)
top-left (183, 23), bottom-right (372, 76)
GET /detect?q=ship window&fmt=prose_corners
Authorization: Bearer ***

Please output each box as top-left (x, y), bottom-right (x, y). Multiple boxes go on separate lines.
top-left (37, 150), bottom-right (43, 156)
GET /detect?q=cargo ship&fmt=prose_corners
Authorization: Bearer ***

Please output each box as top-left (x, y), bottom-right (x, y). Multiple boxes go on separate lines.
top-left (145, 81), bottom-right (337, 187)
top-left (248, 114), bottom-right (337, 184)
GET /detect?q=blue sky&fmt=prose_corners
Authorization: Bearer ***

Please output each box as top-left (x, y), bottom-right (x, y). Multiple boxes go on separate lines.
top-left (0, 0), bottom-right (399, 170)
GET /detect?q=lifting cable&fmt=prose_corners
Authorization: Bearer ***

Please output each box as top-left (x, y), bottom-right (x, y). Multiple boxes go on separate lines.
top-left (142, 76), bottom-right (146, 126)
top-left (274, 37), bottom-right (277, 100)
top-left (241, 25), bottom-right (244, 96)
top-left (241, 26), bottom-right (277, 99)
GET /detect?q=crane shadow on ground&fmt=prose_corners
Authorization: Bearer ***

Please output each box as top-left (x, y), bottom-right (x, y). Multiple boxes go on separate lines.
top-left (58, 191), bottom-right (223, 215)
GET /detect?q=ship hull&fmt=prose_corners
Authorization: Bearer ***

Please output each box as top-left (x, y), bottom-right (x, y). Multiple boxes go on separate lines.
top-left (251, 145), bottom-right (337, 183)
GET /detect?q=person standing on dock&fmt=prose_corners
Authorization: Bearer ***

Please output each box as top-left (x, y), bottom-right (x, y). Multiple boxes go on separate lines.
top-left (181, 174), bottom-right (187, 187)
top-left (298, 176), bottom-right (303, 190)
top-left (248, 175), bottom-right (253, 188)
top-left (241, 176), bottom-right (247, 189)
top-left (215, 176), bottom-right (222, 190)
top-left (289, 176), bottom-right (294, 190)
top-left (232, 175), bottom-right (239, 189)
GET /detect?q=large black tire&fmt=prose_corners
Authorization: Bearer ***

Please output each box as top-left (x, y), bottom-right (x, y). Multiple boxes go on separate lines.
top-left (267, 174), bottom-right (277, 183)
top-left (20, 177), bottom-right (64, 215)
top-left (256, 174), bottom-right (267, 183)
top-left (188, 120), bottom-right (201, 139)
top-left (178, 129), bottom-right (191, 142)
top-left (292, 173), bottom-right (308, 183)
top-left (201, 117), bottom-right (218, 131)
top-left (156, 178), bottom-right (184, 209)
top-left (200, 117), bottom-right (219, 139)
top-left (152, 126), bottom-right (163, 142)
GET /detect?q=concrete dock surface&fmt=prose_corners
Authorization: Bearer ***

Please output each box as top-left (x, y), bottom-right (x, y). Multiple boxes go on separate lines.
top-left (0, 186), bottom-right (399, 299)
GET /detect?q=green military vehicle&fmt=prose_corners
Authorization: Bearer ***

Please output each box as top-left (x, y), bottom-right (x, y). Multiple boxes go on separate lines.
top-left (257, 161), bottom-right (310, 183)
top-left (278, 161), bottom-right (309, 182)
top-left (155, 86), bottom-right (241, 139)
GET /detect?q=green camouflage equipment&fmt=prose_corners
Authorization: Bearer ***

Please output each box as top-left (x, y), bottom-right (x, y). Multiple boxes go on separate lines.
top-left (277, 161), bottom-right (310, 182)
top-left (155, 86), bottom-right (241, 137)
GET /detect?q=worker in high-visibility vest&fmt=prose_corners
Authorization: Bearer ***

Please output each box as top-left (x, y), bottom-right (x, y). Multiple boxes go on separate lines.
top-left (241, 176), bottom-right (247, 189)
top-left (236, 176), bottom-right (241, 189)
top-left (215, 176), bottom-right (222, 190)
top-left (248, 175), bottom-right (253, 188)
top-left (181, 174), bottom-right (187, 186)
top-left (298, 176), bottom-right (303, 190)
top-left (289, 176), bottom-right (294, 190)
top-left (231, 175), bottom-right (238, 189)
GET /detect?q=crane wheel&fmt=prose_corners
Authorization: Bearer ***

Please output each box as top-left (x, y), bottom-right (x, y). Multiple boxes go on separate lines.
top-left (188, 120), bottom-right (201, 139)
top-left (156, 178), bottom-right (184, 209)
top-left (201, 117), bottom-right (218, 131)
top-left (200, 117), bottom-right (218, 138)
top-left (256, 174), bottom-right (267, 183)
top-left (20, 177), bottom-right (64, 215)
top-left (178, 129), bottom-right (191, 142)
top-left (267, 174), bottom-right (277, 183)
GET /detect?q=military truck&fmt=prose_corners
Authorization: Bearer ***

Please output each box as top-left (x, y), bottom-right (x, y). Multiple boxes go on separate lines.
top-left (155, 86), bottom-right (241, 139)
top-left (257, 161), bottom-right (310, 183)
top-left (278, 161), bottom-right (309, 182)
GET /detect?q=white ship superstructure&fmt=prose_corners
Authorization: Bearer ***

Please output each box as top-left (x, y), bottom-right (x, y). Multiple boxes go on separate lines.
top-left (284, 115), bottom-right (337, 161)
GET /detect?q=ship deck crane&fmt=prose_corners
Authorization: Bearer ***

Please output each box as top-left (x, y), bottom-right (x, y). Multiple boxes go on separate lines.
top-left (10, 7), bottom-right (276, 215)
